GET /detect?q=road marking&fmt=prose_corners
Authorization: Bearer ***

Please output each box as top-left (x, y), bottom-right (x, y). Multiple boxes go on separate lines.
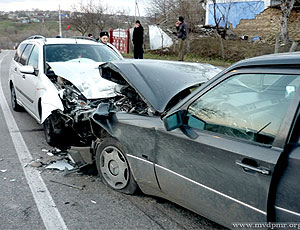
top-left (0, 52), bottom-right (68, 230)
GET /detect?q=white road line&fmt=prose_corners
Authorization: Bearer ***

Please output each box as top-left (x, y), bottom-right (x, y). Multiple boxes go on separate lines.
top-left (0, 52), bottom-right (68, 230)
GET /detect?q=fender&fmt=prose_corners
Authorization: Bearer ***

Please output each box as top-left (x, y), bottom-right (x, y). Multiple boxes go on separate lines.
top-left (90, 103), bottom-right (117, 138)
top-left (40, 90), bottom-right (64, 123)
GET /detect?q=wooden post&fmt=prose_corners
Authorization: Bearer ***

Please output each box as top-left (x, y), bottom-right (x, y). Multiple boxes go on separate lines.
top-left (289, 41), bottom-right (298, 52)
top-left (274, 33), bottom-right (280, 54)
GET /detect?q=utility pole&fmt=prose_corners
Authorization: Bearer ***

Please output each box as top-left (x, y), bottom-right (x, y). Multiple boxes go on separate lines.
top-left (135, 0), bottom-right (137, 22)
top-left (59, 5), bottom-right (62, 37)
top-left (135, 0), bottom-right (140, 21)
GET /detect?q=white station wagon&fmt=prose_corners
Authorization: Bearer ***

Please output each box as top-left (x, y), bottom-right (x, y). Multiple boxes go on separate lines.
top-left (9, 36), bottom-right (123, 148)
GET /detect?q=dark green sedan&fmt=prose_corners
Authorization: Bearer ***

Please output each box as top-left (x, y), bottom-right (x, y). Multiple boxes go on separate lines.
top-left (90, 54), bottom-right (300, 228)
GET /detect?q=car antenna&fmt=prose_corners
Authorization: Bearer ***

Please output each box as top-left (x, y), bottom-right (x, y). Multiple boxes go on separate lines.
top-left (256, 122), bottom-right (271, 135)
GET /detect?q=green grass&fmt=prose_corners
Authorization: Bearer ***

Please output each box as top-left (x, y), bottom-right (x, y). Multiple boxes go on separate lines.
top-left (0, 19), bottom-right (60, 35)
top-left (0, 20), bottom-right (15, 30)
top-left (123, 51), bottom-right (234, 67)
top-left (0, 20), bottom-right (14, 27)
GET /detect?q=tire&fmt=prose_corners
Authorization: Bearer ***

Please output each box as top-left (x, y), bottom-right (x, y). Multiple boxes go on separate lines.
top-left (43, 114), bottom-right (65, 148)
top-left (10, 85), bottom-right (23, 111)
top-left (95, 138), bottom-right (138, 195)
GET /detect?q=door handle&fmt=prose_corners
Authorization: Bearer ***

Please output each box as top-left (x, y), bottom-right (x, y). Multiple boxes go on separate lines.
top-left (22, 75), bottom-right (25, 79)
top-left (14, 67), bottom-right (17, 72)
top-left (236, 160), bottom-right (270, 175)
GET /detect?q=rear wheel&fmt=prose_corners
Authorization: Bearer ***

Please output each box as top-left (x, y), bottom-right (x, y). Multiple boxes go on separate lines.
top-left (95, 138), bottom-right (138, 195)
top-left (10, 85), bottom-right (22, 111)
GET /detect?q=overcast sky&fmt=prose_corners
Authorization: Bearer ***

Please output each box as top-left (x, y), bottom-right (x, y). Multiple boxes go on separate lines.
top-left (0, 0), bottom-right (147, 16)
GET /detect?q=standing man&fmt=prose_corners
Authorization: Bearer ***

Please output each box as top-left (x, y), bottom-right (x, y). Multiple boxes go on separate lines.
top-left (99, 31), bottom-right (109, 44)
top-left (176, 16), bottom-right (188, 61)
top-left (132, 20), bottom-right (144, 59)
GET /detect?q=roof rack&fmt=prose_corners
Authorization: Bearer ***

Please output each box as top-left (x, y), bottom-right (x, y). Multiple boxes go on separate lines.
top-left (71, 36), bottom-right (97, 42)
top-left (26, 35), bottom-right (47, 41)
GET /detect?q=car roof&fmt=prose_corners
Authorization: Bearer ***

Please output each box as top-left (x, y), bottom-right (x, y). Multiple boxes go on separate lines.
top-left (226, 52), bottom-right (300, 72)
top-left (22, 37), bottom-right (102, 46)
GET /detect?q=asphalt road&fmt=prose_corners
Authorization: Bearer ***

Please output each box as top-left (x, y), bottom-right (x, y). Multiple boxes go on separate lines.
top-left (0, 50), bottom-right (227, 230)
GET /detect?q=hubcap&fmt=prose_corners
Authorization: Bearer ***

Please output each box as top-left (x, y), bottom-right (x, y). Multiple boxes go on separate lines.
top-left (108, 160), bottom-right (119, 176)
top-left (100, 146), bottom-right (129, 190)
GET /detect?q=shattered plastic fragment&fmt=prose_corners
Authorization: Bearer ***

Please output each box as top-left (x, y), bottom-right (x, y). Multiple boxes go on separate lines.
top-left (51, 148), bottom-right (62, 154)
top-left (29, 160), bottom-right (43, 168)
top-left (42, 149), bottom-right (48, 152)
top-left (47, 152), bottom-right (54, 157)
top-left (10, 179), bottom-right (16, 182)
top-left (46, 160), bottom-right (74, 171)
top-left (0, 169), bottom-right (7, 173)
top-left (91, 200), bottom-right (97, 204)
top-left (50, 179), bottom-right (84, 190)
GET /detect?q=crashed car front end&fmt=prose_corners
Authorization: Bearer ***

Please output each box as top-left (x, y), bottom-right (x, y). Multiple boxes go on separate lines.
top-left (90, 59), bottom-right (222, 139)
top-left (44, 62), bottom-right (118, 146)
top-left (89, 59), bottom-right (222, 196)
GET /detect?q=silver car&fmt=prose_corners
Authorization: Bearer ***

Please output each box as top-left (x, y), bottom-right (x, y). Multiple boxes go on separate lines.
top-left (9, 36), bottom-right (123, 148)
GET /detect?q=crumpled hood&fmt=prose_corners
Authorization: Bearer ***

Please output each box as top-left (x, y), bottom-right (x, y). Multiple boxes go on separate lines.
top-left (100, 59), bottom-right (222, 113)
top-left (48, 62), bottom-right (118, 99)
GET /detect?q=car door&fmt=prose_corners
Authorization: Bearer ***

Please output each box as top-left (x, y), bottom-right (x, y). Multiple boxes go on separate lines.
top-left (20, 45), bottom-right (40, 117)
top-left (154, 70), bottom-right (300, 228)
top-left (11, 42), bottom-right (27, 104)
top-left (14, 43), bottom-right (34, 111)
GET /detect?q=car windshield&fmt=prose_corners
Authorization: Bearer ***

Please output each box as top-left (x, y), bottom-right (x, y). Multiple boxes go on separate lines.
top-left (44, 44), bottom-right (122, 63)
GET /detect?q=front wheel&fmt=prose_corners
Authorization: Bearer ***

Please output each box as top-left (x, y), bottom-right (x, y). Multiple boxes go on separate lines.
top-left (95, 138), bottom-right (138, 195)
top-left (43, 114), bottom-right (66, 148)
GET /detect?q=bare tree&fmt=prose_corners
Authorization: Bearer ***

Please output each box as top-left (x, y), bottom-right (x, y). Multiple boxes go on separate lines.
top-left (68, 0), bottom-right (108, 36)
top-left (280, 0), bottom-right (295, 44)
top-left (146, 0), bottom-right (205, 32)
top-left (210, 0), bottom-right (233, 39)
top-left (109, 9), bottom-right (135, 29)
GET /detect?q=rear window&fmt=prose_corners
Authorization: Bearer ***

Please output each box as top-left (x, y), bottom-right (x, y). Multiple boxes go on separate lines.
top-left (44, 44), bottom-right (122, 63)
top-left (14, 43), bottom-right (27, 63)
top-left (19, 44), bottom-right (33, 65)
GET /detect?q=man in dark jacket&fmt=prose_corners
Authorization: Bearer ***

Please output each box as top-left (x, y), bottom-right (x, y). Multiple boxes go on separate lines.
top-left (132, 20), bottom-right (144, 59)
top-left (176, 16), bottom-right (188, 61)
top-left (99, 31), bottom-right (109, 44)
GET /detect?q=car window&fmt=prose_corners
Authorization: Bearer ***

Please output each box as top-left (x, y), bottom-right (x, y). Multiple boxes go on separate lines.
top-left (19, 44), bottom-right (33, 65)
top-left (14, 43), bottom-right (27, 63)
top-left (44, 44), bottom-right (122, 63)
top-left (187, 73), bottom-right (300, 145)
top-left (27, 45), bottom-right (39, 69)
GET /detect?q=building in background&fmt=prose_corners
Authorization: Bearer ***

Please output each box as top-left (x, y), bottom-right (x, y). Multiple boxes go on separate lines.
top-left (205, 0), bottom-right (279, 28)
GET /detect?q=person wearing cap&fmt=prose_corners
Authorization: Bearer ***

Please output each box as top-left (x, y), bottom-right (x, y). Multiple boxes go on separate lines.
top-left (99, 31), bottom-right (109, 44)
top-left (176, 16), bottom-right (188, 61)
top-left (132, 20), bottom-right (144, 59)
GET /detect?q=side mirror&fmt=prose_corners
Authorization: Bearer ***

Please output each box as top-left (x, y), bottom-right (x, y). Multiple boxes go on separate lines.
top-left (20, 65), bottom-right (35, 75)
top-left (163, 110), bottom-right (185, 131)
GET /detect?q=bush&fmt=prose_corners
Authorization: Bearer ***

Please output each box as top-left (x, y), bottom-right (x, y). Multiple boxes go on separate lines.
top-left (189, 37), bottom-right (276, 62)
